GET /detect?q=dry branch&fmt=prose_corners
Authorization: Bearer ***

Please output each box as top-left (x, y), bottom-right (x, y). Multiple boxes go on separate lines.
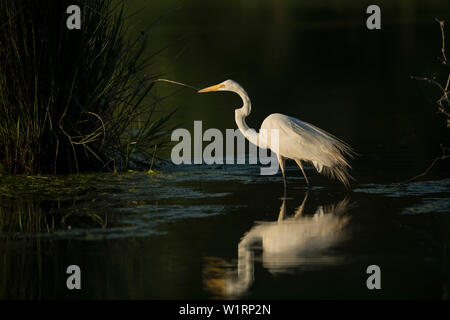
top-left (405, 19), bottom-right (450, 183)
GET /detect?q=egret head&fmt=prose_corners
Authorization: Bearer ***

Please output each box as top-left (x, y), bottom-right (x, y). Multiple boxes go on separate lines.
top-left (198, 79), bottom-right (240, 93)
top-left (198, 79), bottom-right (250, 115)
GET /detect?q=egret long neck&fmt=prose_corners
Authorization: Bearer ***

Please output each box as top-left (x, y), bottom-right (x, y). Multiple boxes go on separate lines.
top-left (233, 86), bottom-right (259, 146)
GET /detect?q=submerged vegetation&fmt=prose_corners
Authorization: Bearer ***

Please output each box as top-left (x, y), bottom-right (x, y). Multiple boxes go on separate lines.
top-left (0, 0), bottom-right (174, 175)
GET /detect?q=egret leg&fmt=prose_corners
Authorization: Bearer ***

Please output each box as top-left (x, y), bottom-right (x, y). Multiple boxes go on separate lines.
top-left (294, 190), bottom-right (309, 218)
top-left (295, 159), bottom-right (310, 187)
top-left (277, 198), bottom-right (287, 222)
top-left (278, 155), bottom-right (287, 189)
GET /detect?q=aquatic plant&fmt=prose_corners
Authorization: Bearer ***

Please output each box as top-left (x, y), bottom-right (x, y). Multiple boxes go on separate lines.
top-left (0, 0), bottom-right (174, 174)
top-left (0, 200), bottom-right (105, 234)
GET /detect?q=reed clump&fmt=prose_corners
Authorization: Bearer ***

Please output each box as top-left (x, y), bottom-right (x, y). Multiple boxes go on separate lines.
top-left (0, 0), bottom-right (173, 175)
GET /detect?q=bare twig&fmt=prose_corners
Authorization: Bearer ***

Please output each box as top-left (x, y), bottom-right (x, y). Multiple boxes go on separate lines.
top-left (402, 145), bottom-right (450, 184)
top-left (404, 19), bottom-right (450, 183)
top-left (436, 18), bottom-right (448, 65)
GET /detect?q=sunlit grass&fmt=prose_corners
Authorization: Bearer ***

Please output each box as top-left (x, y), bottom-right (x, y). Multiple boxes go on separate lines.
top-left (0, 0), bottom-right (174, 175)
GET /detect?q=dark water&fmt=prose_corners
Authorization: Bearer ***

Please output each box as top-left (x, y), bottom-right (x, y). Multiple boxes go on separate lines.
top-left (1, 162), bottom-right (449, 299)
top-left (1, 0), bottom-right (450, 299)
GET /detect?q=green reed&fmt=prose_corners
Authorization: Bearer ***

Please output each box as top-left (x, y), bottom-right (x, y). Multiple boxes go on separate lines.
top-left (0, 0), bottom-right (174, 174)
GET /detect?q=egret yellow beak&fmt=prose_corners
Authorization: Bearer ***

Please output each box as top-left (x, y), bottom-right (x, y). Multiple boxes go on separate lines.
top-left (198, 83), bottom-right (224, 93)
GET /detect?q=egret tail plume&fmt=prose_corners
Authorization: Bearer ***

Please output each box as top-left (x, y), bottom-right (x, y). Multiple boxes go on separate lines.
top-left (319, 136), bottom-right (355, 188)
top-left (321, 164), bottom-right (354, 189)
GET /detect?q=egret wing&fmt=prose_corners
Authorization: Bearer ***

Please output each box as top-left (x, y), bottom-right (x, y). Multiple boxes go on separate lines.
top-left (261, 113), bottom-right (353, 168)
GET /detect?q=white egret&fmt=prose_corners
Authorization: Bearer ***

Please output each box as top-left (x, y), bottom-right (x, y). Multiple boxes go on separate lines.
top-left (198, 79), bottom-right (355, 188)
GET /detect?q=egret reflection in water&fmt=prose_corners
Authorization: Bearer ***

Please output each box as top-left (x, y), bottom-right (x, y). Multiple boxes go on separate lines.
top-left (203, 193), bottom-right (351, 298)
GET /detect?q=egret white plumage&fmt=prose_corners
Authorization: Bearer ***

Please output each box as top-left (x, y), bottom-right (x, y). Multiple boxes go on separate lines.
top-left (198, 79), bottom-right (355, 188)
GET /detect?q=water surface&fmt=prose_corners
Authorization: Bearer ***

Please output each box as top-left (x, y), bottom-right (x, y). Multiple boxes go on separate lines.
top-left (1, 161), bottom-right (449, 299)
